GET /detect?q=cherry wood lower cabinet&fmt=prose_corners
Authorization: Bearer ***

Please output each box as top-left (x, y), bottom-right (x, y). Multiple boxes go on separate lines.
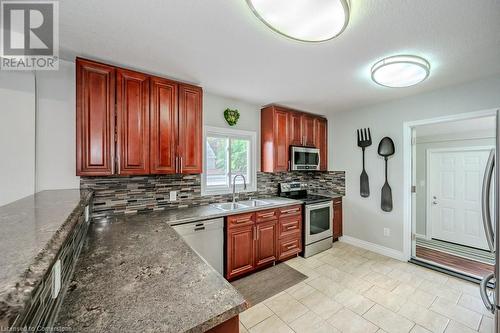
top-left (206, 315), bottom-right (239, 333)
top-left (226, 205), bottom-right (302, 280)
top-left (333, 197), bottom-right (343, 240)
top-left (255, 220), bottom-right (278, 268)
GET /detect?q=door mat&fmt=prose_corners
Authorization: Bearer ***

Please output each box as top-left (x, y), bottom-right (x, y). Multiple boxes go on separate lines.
top-left (231, 263), bottom-right (307, 306)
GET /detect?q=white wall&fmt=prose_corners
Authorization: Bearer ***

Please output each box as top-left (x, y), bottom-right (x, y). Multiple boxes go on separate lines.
top-left (0, 71), bottom-right (36, 206)
top-left (414, 132), bottom-right (495, 236)
top-left (36, 59), bottom-right (80, 191)
top-left (331, 75), bottom-right (500, 254)
top-left (203, 92), bottom-right (261, 170)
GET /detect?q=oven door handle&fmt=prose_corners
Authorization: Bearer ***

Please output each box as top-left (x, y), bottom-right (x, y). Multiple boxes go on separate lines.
top-left (306, 201), bottom-right (333, 210)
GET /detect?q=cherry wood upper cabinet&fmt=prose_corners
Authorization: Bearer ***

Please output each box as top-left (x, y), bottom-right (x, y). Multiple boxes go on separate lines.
top-left (261, 105), bottom-right (327, 172)
top-left (116, 69), bottom-right (150, 175)
top-left (178, 84), bottom-right (203, 174)
top-left (150, 77), bottom-right (178, 174)
top-left (301, 114), bottom-right (316, 147)
top-left (76, 58), bottom-right (204, 176)
top-left (288, 112), bottom-right (302, 146)
top-left (76, 58), bottom-right (115, 176)
top-left (261, 106), bottom-right (289, 172)
top-left (314, 117), bottom-right (328, 171)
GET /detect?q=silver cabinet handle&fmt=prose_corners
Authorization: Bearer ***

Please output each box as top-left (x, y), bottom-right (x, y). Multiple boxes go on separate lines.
top-left (481, 149), bottom-right (495, 252)
top-left (175, 156), bottom-right (179, 173)
top-left (180, 156), bottom-right (183, 173)
top-left (480, 272), bottom-right (495, 313)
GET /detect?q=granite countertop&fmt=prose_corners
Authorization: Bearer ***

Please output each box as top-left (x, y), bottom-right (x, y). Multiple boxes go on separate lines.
top-left (55, 196), bottom-right (301, 332)
top-left (55, 214), bottom-right (248, 333)
top-left (159, 196), bottom-right (303, 226)
top-left (0, 189), bottom-right (92, 324)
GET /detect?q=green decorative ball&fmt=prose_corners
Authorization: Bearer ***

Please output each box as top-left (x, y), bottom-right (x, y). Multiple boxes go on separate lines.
top-left (224, 108), bottom-right (240, 126)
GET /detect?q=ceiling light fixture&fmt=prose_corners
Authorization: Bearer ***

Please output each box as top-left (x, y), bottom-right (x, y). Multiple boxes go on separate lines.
top-left (371, 55), bottom-right (431, 88)
top-left (246, 0), bottom-right (350, 42)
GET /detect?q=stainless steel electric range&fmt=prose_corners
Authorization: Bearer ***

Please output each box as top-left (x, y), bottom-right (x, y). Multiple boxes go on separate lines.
top-left (279, 182), bottom-right (333, 258)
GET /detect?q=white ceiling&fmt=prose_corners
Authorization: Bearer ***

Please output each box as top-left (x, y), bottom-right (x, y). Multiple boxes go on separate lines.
top-left (60, 0), bottom-right (500, 114)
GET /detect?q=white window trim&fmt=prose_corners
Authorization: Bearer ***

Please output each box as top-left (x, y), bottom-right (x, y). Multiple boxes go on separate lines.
top-left (202, 126), bottom-right (257, 196)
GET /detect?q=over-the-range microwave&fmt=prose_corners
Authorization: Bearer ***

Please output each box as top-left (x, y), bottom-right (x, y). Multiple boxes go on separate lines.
top-left (290, 146), bottom-right (320, 171)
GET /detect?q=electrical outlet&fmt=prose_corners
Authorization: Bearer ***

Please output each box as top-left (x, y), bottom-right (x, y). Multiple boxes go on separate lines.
top-left (85, 205), bottom-right (90, 223)
top-left (383, 228), bottom-right (391, 237)
top-left (169, 191), bottom-right (177, 201)
top-left (51, 259), bottom-right (61, 299)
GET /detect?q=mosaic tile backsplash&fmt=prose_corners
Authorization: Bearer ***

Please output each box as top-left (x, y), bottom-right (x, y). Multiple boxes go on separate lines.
top-left (81, 171), bottom-right (345, 219)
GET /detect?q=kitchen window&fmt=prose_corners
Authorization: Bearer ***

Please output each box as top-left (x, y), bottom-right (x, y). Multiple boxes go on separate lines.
top-left (202, 126), bottom-right (257, 195)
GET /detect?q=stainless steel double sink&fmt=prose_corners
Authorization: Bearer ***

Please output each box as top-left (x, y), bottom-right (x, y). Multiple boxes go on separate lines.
top-left (212, 199), bottom-right (271, 212)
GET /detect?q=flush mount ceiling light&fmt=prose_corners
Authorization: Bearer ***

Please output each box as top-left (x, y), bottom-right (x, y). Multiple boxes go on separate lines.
top-left (246, 0), bottom-right (350, 42)
top-left (371, 55), bottom-right (431, 88)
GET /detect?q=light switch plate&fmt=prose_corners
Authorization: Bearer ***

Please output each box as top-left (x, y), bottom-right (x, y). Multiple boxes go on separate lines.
top-left (170, 191), bottom-right (177, 201)
top-left (383, 228), bottom-right (391, 237)
top-left (51, 259), bottom-right (61, 299)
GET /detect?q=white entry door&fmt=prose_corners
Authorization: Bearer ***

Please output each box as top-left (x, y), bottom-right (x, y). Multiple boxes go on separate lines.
top-left (429, 148), bottom-right (492, 250)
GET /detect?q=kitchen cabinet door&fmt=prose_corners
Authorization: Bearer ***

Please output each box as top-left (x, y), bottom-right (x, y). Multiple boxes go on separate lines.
top-left (76, 58), bottom-right (116, 176)
top-left (273, 109), bottom-right (290, 172)
top-left (333, 198), bottom-right (343, 240)
top-left (226, 225), bottom-right (255, 280)
top-left (255, 220), bottom-right (277, 268)
top-left (150, 77), bottom-right (178, 174)
top-left (178, 84), bottom-right (203, 174)
top-left (116, 68), bottom-right (150, 175)
top-left (315, 117), bottom-right (328, 171)
top-left (288, 112), bottom-right (303, 146)
top-left (301, 114), bottom-right (316, 147)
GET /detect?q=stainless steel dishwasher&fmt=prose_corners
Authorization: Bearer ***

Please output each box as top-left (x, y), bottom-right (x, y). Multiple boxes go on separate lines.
top-left (172, 218), bottom-right (224, 275)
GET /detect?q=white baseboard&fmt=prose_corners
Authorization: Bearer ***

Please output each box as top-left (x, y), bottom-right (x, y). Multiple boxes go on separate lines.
top-left (339, 235), bottom-right (406, 261)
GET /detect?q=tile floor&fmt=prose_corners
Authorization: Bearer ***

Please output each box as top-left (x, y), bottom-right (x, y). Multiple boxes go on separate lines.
top-left (238, 242), bottom-right (493, 333)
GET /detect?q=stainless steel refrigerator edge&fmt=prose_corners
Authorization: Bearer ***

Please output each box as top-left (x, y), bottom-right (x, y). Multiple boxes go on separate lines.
top-left (480, 109), bottom-right (500, 332)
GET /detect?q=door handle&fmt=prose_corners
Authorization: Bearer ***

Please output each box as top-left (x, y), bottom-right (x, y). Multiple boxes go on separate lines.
top-left (480, 272), bottom-right (495, 313)
top-left (481, 149), bottom-right (495, 252)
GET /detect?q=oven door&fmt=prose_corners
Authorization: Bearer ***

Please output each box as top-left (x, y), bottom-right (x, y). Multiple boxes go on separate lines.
top-left (305, 201), bottom-right (333, 245)
top-left (291, 146), bottom-right (320, 171)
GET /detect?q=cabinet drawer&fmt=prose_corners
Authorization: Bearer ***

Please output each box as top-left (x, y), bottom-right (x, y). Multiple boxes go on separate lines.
top-left (279, 205), bottom-right (302, 218)
top-left (278, 237), bottom-right (302, 261)
top-left (279, 217), bottom-right (301, 239)
top-left (227, 213), bottom-right (255, 229)
top-left (256, 209), bottom-right (278, 223)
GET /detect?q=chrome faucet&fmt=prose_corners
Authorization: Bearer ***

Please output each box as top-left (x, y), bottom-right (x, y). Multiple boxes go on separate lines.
top-left (232, 174), bottom-right (247, 203)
